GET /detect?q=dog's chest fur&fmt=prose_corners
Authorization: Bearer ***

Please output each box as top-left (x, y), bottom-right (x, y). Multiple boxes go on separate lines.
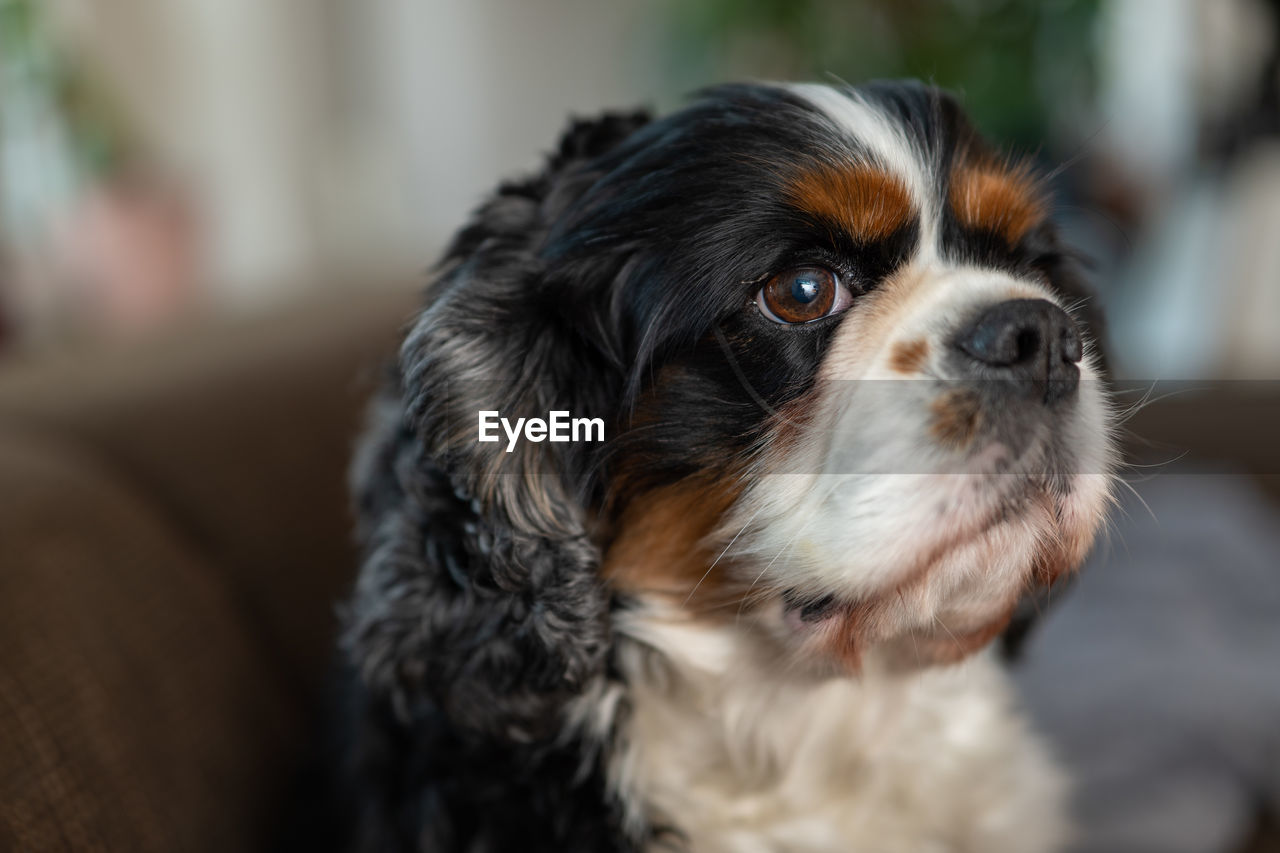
top-left (593, 599), bottom-right (1067, 853)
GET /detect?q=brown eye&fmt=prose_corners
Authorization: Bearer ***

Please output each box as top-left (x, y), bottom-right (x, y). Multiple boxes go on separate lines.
top-left (757, 266), bottom-right (846, 324)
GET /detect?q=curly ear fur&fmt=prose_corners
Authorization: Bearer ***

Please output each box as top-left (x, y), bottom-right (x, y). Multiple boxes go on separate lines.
top-left (343, 110), bottom-right (651, 743)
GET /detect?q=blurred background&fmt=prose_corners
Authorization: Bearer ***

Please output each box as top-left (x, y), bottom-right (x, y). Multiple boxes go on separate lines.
top-left (0, 2), bottom-right (1277, 852)
top-left (0, 0), bottom-right (1278, 379)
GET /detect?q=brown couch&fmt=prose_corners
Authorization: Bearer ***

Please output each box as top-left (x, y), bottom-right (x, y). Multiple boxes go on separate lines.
top-left (0, 288), bottom-right (415, 851)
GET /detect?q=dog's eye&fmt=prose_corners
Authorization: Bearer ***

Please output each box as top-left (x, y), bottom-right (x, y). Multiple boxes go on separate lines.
top-left (756, 266), bottom-right (848, 324)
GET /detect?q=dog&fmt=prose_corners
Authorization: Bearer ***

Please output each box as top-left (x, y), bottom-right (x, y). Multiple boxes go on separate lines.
top-left (340, 81), bottom-right (1115, 852)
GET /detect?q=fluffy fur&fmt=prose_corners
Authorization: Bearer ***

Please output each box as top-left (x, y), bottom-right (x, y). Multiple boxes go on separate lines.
top-left (340, 81), bottom-right (1115, 852)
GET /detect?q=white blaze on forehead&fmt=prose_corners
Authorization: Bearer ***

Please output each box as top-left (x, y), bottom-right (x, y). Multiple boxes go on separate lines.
top-left (788, 83), bottom-right (938, 256)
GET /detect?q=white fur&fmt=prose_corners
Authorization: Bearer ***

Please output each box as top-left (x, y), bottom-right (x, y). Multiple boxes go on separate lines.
top-left (592, 598), bottom-right (1069, 853)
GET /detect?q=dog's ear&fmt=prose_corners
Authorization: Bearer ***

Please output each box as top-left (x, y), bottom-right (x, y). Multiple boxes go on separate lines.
top-left (343, 110), bottom-right (650, 742)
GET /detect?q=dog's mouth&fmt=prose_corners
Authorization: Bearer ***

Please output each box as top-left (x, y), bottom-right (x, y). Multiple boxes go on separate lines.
top-left (781, 590), bottom-right (840, 625)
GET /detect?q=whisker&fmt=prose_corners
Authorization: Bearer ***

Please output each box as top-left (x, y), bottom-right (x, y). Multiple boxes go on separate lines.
top-left (898, 589), bottom-right (922, 667)
top-left (685, 505), bottom-right (765, 605)
top-left (735, 475), bottom-right (848, 625)
top-left (1113, 475), bottom-right (1159, 525)
top-left (1111, 382), bottom-right (1201, 426)
top-left (931, 614), bottom-right (962, 653)
top-left (1114, 448), bottom-right (1190, 471)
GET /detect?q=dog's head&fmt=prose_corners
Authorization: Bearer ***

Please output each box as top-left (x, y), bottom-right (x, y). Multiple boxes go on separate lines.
top-left (347, 81), bottom-right (1115, 738)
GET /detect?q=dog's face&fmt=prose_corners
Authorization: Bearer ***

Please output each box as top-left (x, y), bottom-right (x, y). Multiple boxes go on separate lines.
top-left (355, 81), bottom-right (1115, 738)
top-left (585, 83), bottom-right (1114, 673)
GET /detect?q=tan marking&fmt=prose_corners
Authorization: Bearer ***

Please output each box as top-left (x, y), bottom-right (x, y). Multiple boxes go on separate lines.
top-left (786, 164), bottom-right (913, 242)
top-left (818, 264), bottom-right (931, 383)
top-left (929, 389), bottom-right (983, 450)
top-left (602, 479), bottom-right (742, 611)
top-left (949, 160), bottom-right (1047, 246)
top-left (888, 338), bottom-right (930, 375)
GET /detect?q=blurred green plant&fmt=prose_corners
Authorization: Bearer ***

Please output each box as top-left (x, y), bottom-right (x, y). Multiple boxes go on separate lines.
top-left (662, 0), bottom-right (1101, 149)
top-left (1, 0), bottom-right (131, 179)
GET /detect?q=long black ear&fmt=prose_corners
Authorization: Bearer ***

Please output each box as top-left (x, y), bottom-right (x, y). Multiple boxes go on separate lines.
top-left (343, 111), bottom-right (650, 742)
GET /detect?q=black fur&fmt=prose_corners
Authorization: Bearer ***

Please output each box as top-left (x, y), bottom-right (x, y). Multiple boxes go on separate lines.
top-left (343, 110), bottom-right (653, 852)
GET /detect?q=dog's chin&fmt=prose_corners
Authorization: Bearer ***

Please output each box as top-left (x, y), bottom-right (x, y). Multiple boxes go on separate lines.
top-left (747, 458), bottom-right (1106, 676)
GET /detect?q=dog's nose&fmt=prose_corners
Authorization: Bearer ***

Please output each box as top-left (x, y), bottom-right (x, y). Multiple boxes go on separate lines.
top-left (954, 299), bottom-right (1082, 404)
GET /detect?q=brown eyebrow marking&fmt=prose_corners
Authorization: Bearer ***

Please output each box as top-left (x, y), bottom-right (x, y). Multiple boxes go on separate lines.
top-left (784, 164), bottom-right (914, 242)
top-left (948, 159), bottom-right (1047, 246)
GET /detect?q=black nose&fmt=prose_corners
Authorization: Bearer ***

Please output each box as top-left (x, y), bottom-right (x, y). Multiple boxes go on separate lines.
top-left (954, 299), bottom-right (1083, 405)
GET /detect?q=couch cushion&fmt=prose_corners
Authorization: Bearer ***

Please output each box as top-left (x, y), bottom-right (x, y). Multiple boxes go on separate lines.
top-left (0, 289), bottom-right (416, 850)
top-left (0, 430), bottom-right (298, 852)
